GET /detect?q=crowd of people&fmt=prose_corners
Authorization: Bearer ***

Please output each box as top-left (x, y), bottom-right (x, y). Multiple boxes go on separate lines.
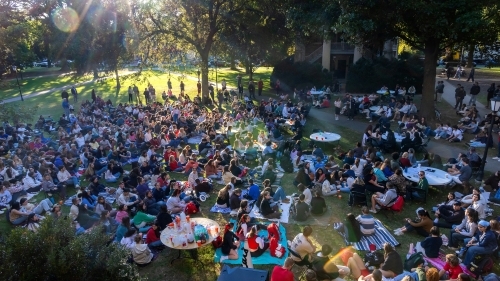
top-left (0, 74), bottom-right (499, 280)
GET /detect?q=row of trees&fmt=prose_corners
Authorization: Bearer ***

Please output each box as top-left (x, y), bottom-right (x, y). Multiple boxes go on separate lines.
top-left (2, 0), bottom-right (500, 119)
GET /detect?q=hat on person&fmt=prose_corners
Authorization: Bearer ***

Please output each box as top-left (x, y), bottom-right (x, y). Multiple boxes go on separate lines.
top-left (453, 201), bottom-right (462, 206)
top-left (478, 220), bottom-right (490, 227)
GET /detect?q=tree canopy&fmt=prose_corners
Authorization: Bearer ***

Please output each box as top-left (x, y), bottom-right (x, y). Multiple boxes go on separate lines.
top-left (338, 0), bottom-right (500, 119)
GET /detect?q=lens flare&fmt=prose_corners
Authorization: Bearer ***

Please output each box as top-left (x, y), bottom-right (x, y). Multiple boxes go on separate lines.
top-left (51, 7), bottom-right (79, 33)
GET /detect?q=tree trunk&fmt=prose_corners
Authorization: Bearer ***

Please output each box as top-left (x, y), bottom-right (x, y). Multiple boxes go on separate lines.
top-left (230, 52), bottom-right (237, 70)
top-left (115, 68), bottom-right (121, 89)
top-left (200, 53), bottom-right (210, 104)
top-left (467, 44), bottom-right (474, 68)
top-left (421, 40), bottom-right (439, 121)
top-left (93, 69), bottom-right (99, 79)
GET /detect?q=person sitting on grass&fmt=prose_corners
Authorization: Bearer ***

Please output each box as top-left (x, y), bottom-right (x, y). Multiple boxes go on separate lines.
top-left (220, 222), bottom-right (240, 262)
top-left (369, 182), bottom-right (397, 213)
top-left (132, 234), bottom-right (156, 265)
top-left (378, 243), bottom-right (403, 279)
top-left (294, 194), bottom-right (310, 221)
top-left (447, 208), bottom-right (478, 251)
top-left (247, 225), bottom-right (269, 257)
top-left (438, 254), bottom-right (463, 281)
top-left (166, 189), bottom-right (186, 214)
top-left (260, 191), bottom-right (281, 219)
top-left (311, 244), bottom-right (351, 281)
top-left (356, 206), bottom-right (375, 236)
top-left (414, 226), bottom-right (442, 258)
top-left (230, 188), bottom-right (242, 210)
top-left (310, 191), bottom-right (327, 215)
top-left (132, 202), bottom-right (155, 230)
top-left (216, 184), bottom-right (231, 208)
top-left (290, 226), bottom-right (316, 267)
top-left (394, 208), bottom-right (433, 237)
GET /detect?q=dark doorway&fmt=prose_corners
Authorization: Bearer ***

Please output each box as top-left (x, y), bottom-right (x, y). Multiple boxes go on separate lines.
top-left (337, 60), bottom-right (347, 79)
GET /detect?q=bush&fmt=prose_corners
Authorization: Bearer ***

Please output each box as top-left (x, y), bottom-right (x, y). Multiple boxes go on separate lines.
top-left (0, 217), bottom-right (141, 281)
top-left (346, 52), bottom-right (424, 94)
top-left (271, 59), bottom-right (333, 92)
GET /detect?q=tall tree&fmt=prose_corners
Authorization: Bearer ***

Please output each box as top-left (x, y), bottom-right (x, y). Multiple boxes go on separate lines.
top-left (138, 0), bottom-right (247, 103)
top-left (338, 0), bottom-right (500, 120)
top-left (220, 1), bottom-right (292, 80)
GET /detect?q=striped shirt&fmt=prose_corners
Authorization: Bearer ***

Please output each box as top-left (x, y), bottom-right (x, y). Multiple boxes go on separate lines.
top-left (356, 214), bottom-right (375, 235)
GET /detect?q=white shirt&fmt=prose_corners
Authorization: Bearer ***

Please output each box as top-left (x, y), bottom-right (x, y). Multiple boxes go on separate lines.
top-left (75, 136), bottom-right (85, 148)
top-left (302, 188), bottom-right (312, 205)
top-left (452, 129), bottom-right (463, 140)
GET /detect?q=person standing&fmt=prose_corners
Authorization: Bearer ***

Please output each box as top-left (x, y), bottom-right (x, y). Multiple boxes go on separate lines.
top-left (133, 84), bottom-right (139, 104)
top-left (486, 83), bottom-right (495, 108)
top-left (180, 81), bottom-right (185, 94)
top-left (446, 66), bottom-right (453, 80)
top-left (436, 81), bottom-right (445, 102)
top-left (221, 79), bottom-right (227, 91)
top-left (454, 65), bottom-right (463, 80)
top-left (217, 90), bottom-right (224, 111)
top-left (468, 82), bottom-right (480, 106)
top-left (71, 86), bottom-right (78, 103)
top-left (454, 84), bottom-right (465, 110)
top-left (128, 86), bottom-right (133, 103)
top-left (248, 81), bottom-right (255, 100)
top-left (196, 80), bottom-right (201, 95)
top-left (347, 95), bottom-right (356, 120)
top-left (143, 88), bottom-right (150, 104)
top-left (91, 89), bottom-right (97, 103)
top-left (62, 98), bottom-right (70, 117)
top-left (467, 66), bottom-right (475, 82)
top-left (197, 69), bottom-right (200, 80)
top-left (61, 89), bottom-right (69, 100)
top-left (258, 78), bottom-right (263, 96)
top-left (208, 83), bottom-right (215, 102)
top-left (167, 79), bottom-right (172, 91)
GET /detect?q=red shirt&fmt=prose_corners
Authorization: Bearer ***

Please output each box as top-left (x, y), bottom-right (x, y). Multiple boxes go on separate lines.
top-left (443, 263), bottom-right (463, 279)
top-left (164, 150), bottom-right (177, 161)
top-left (271, 266), bottom-right (294, 281)
top-left (146, 228), bottom-right (160, 244)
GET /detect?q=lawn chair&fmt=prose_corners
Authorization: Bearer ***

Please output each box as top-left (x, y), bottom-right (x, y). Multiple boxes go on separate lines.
top-left (348, 189), bottom-right (367, 207)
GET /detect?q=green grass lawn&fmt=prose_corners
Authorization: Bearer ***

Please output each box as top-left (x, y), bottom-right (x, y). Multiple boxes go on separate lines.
top-left (0, 67), bottom-right (498, 280)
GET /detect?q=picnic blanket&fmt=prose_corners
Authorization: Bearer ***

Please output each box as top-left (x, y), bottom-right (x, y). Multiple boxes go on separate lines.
top-left (210, 205), bottom-right (232, 214)
top-left (333, 219), bottom-right (400, 251)
top-left (249, 196), bottom-right (291, 224)
top-left (213, 219), bottom-right (288, 266)
top-left (187, 135), bottom-right (204, 145)
top-left (424, 253), bottom-right (473, 276)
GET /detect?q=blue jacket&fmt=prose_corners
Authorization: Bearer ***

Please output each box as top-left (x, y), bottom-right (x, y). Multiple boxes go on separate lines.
top-left (477, 230), bottom-right (498, 253)
top-left (248, 184), bottom-right (260, 201)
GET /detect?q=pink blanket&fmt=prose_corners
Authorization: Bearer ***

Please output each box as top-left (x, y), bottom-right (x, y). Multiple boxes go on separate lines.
top-left (424, 253), bottom-right (473, 276)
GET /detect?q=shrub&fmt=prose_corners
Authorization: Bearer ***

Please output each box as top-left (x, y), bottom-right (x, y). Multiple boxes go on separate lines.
top-left (346, 52), bottom-right (424, 94)
top-left (0, 217), bottom-right (141, 281)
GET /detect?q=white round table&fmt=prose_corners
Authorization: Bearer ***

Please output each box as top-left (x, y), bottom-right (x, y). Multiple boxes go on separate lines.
top-left (376, 90), bottom-right (395, 95)
top-left (310, 132), bottom-right (341, 142)
top-left (160, 217), bottom-right (220, 264)
top-left (310, 91), bottom-right (324, 95)
top-left (369, 106), bottom-right (381, 112)
top-left (403, 166), bottom-right (452, 186)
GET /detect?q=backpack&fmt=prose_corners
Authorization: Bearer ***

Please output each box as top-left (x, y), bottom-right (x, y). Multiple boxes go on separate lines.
top-left (363, 251), bottom-right (384, 267)
top-left (185, 202), bottom-right (199, 215)
top-left (468, 255), bottom-right (494, 277)
top-left (391, 196), bottom-right (404, 212)
top-left (212, 235), bottom-right (223, 249)
top-left (267, 223), bottom-right (280, 241)
top-left (269, 236), bottom-right (285, 258)
top-left (404, 252), bottom-right (424, 272)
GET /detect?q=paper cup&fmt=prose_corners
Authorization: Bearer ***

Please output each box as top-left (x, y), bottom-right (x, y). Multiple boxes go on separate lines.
top-left (196, 240), bottom-right (202, 247)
